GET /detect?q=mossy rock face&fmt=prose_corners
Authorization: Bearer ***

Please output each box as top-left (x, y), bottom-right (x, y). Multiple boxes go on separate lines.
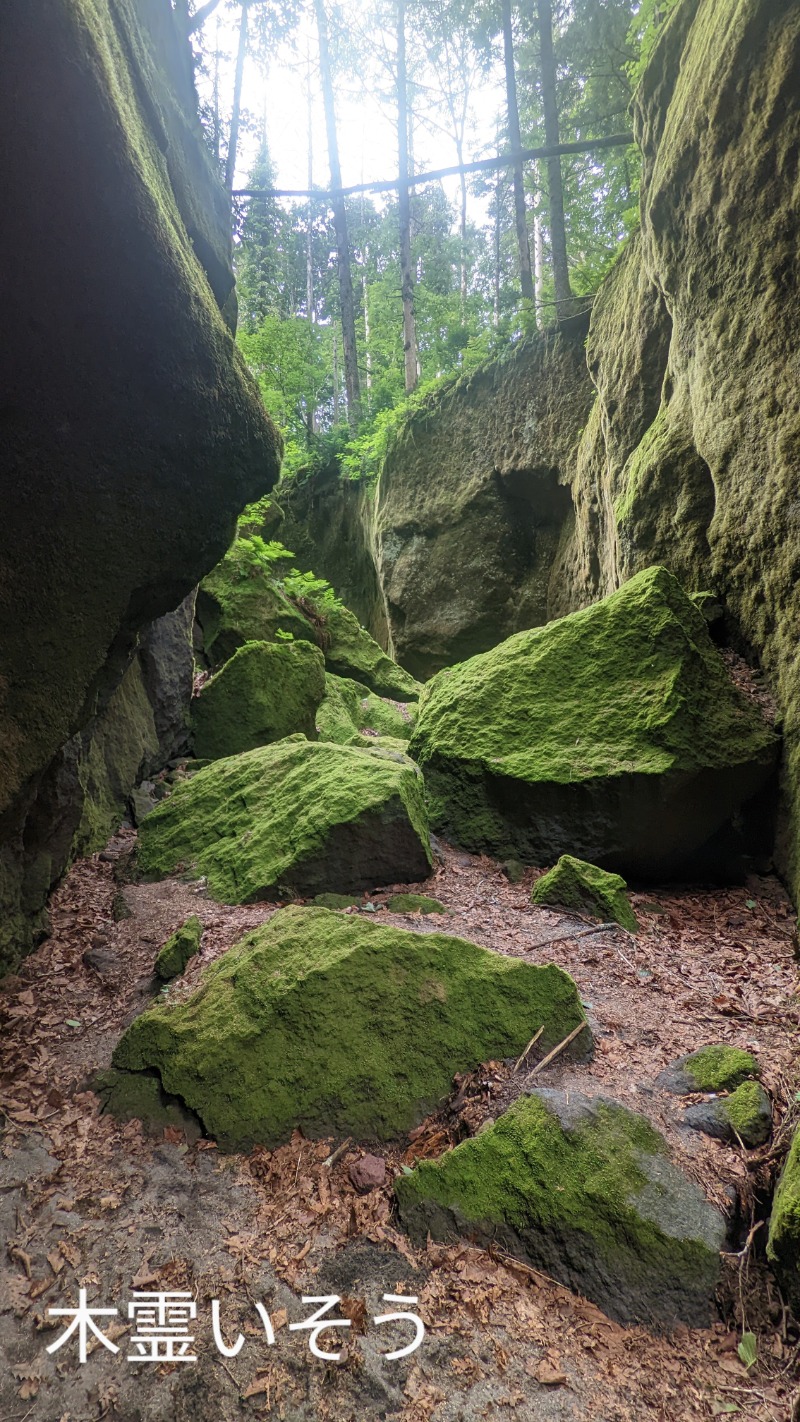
top-left (155, 915), bottom-right (203, 981)
top-left (137, 739), bottom-right (432, 902)
top-left (684, 1081), bottom-right (771, 1149)
top-left (532, 855), bottom-right (638, 932)
top-left (409, 567), bottom-right (779, 879)
top-left (767, 1126), bottom-right (800, 1309)
top-left (657, 1044), bottom-right (760, 1095)
top-left (196, 555), bottom-right (419, 701)
top-left (112, 906), bottom-right (592, 1149)
top-left (386, 894), bottom-right (446, 915)
top-left (316, 673), bottom-right (416, 749)
top-left (395, 1088), bottom-right (726, 1327)
top-left (313, 892), bottom-right (362, 910)
top-left (191, 641), bottom-right (326, 760)
top-left (93, 1068), bottom-right (202, 1141)
top-left (323, 605), bottom-right (420, 700)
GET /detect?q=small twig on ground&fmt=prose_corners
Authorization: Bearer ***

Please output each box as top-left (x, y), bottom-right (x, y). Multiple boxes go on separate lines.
top-left (525, 1021), bottom-right (590, 1082)
top-left (513, 1026), bottom-right (544, 1074)
top-left (323, 1137), bottom-right (353, 1169)
top-left (532, 922), bottom-right (622, 951)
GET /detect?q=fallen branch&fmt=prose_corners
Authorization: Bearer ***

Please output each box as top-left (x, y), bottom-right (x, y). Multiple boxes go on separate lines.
top-left (513, 1026), bottom-right (544, 1074)
top-left (525, 1021), bottom-right (589, 1081)
top-left (323, 1137), bottom-right (353, 1169)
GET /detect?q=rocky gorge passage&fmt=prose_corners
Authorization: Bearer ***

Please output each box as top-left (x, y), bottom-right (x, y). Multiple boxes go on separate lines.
top-left (2, 838), bottom-right (800, 1422)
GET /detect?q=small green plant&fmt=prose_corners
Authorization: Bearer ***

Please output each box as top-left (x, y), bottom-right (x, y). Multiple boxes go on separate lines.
top-left (282, 569), bottom-right (343, 614)
top-left (227, 534), bottom-right (295, 581)
top-left (737, 1332), bottom-right (757, 1369)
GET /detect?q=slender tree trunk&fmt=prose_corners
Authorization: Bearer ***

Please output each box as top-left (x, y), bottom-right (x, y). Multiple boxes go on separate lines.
top-left (306, 51), bottom-right (316, 442)
top-left (533, 206), bottom-right (544, 327)
top-left (363, 266), bottom-right (372, 415)
top-left (313, 0), bottom-right (362, 429)
top-left (225, 2), bottom-right (249, 194)
top-left (500, 0), bottom-right (534, 306)
top-left (536, 0), bottom-right (575, 317)
top-left (186, 0), bottom-right (223, 35)
top-left (396, 0), bottom-right (419, 393)
top-left (212, 20), bottom-right (220, 164)
top-left (457, 147), bottom-right (468, 318)
top-left (494, 166), bottom-right (502, 328)
top-left (332, 326), bottom-right (340, 426)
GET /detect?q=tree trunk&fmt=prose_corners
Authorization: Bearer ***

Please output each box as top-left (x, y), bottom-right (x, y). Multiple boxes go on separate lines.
top-left (501, 0), bottom-right (534, 307)
top-left (313, 0), bottom-right (362, 429)
top-left (306, 51), bottom-right (316, 442)
top-left (225, 2), bottom-right (248, 194)
top-left (396, 0), bottom-right (419, 394)
top-left (533, 206), bottom-right (544, 327)
top-left (536, 0), bottom-right (575, 317)
top-left (332, 326), bottom-right (340, 426)
top-left (186, 0), bottom-right (223, 35)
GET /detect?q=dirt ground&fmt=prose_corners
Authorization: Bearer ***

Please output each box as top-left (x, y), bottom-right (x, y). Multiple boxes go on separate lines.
top-left (2, 832), bottom-right (800, 1422)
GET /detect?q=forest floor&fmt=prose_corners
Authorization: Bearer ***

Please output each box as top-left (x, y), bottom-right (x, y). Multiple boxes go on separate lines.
top-left (2, 835), bottom-right (800, 1422)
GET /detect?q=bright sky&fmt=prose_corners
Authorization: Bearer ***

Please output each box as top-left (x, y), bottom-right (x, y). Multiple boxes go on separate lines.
top-left (197, 7), bottom-right (507, 222)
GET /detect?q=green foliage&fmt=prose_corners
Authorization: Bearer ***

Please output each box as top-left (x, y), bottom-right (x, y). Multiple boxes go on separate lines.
top-left (628, 0), bottom-right (682, 85)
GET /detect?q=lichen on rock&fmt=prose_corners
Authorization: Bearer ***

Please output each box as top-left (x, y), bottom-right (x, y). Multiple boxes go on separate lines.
top-left (137, 738), bottom-right (433, 902)
top-left (395, 1087), bottom-right (726, 1327)
top-left (532, 855), bottom-right (638, 932)
top-left (409, 566), bottom-right (779, 878)
top-left (191, 640), bottom-right (326, 760)
top-left (111, 906), bottom-right (592, 1149)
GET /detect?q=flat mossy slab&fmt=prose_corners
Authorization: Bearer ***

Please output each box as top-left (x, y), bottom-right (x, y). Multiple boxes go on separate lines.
top-left (408, 567), bottom-right (779, 878)
top-left (657, 1044), bottom-right (760, 1095)
top-left (767, 1127), bottom-right (800, 1309)
top-left (684, 1081), bottom-right (771, 1148)
top-left (155, 915), bottom-right (203, 981)
top-left (137, 739), bottom-right (432, 902)
top-left (112, 906), bottom-right (592, 1149)
top-left (316, 673), bottom-right (416, 749)
top-left (395, 1088), bottom-right (726, 1327)
top-left (191, 640), bottom-right (326, 760)
top-left (386, 894), bottom-right (446, 914)
top-left (531, 855), bottom-right (638, 932)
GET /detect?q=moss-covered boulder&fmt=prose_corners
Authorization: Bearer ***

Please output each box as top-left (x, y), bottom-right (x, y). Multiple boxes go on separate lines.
top-left (137, 739), bottom-right (432, 901)
top-left (657, 1044), bottom-right (760, 1095)
top-left (112, 906), bottom-right (592, 1148)
top-left (531, 856), bottom-right (638, 932)
top-left (409, 567), bottom-right (779, 879)
top-left (395, 1088), bottom-right (726, 1327)
top-left (93, 1068), bottom-right (202, 1140)
top-left (386, 894), bottom-right (446, 915)
top-left (316, 673), bottom-right (416, 748)
top-left (191, 641), bottom-right (326, 760)
top-left (155, 915), bottom-right (203, 981)
top-left (767, 1127), bottom-right (800, 1309)
top-left (323, 604), bottom-right (419, 700)
top-left (683, 1081), bottom-right (771, 1148)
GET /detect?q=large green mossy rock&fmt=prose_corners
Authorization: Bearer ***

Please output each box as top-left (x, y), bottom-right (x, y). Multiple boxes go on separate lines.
top-left (137, 739), bottom-right (432, 902)
top-left (532, 856), bottom-right (638, 932)
top-left (409, 567), bottom-right (779, 878)
top-left (112, 906), bottom-right (592, 1149)
top-left (316, 673), bottom-right (416, 748)
top-left (767, 1127), bottom-right (800, 1309)
top-left (196, 553), bottom-right (419, 700)
top-left (191, 641), bottom-right (326, 760)
top-left (395, 1088), bottom-right (726, 1327)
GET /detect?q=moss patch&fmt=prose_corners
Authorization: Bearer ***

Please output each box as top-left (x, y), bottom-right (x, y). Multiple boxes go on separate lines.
top-left (323, 604), bottom-right (420, 700)
top-left (683, 1045), bottom-right (760, 1093)
top-left (767, 1125), bottom-right (800, 1308)
top-left (532, 855), bottom-right (638, 932)
top-left (155, 915), bottom-right (203, 981)
top-left (191, 640), bottom-right (326, 760)
top-left (112, 906), bottom-right (592, 1149)
top-left (409, 566), bottom-right (779, 878)
top-left (137, 739), bottom-right (432, 902)
top-left (315, 673), bottom-right (415, 750)
top-left (386, 894), bottom-right (446, 915)
top-left (313, 892), bottom-right (362, 910)
top-left (395, 1087), bottom-right (725, 1326)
